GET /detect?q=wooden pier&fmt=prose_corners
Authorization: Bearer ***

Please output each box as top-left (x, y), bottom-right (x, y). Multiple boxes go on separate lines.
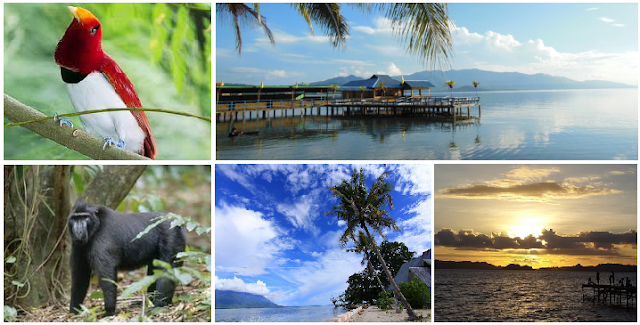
top-left (216, 97), bottom-right (481, 124)
top-left (582, 283), bottom-right (637, 308)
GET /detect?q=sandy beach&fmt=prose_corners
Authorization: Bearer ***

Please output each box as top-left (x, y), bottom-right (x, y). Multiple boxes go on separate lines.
top-left (346, 306), bottom-right (431, 322)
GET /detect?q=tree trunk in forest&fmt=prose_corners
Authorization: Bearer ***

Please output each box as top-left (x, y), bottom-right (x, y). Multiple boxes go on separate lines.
top-left (78, 165), bottom-right (146, 209)
top-left (4, 165), bottom-right (146, 310)
top-left (4, 166), bottom-right (69, 308)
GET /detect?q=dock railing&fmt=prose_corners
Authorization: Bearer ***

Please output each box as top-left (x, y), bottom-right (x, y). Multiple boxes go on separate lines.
top-left (216, 96), bottom-right (480, 111)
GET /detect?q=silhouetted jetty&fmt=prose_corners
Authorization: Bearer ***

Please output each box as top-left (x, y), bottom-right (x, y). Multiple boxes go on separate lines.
top-left (582, 283), bottom-right (636, 308)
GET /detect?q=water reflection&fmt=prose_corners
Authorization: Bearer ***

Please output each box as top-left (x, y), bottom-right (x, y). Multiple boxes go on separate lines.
top-left (217, 89), bottom-right (637, 160)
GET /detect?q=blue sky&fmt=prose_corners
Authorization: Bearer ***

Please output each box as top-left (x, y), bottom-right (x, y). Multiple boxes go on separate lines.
top-left (215, 164), bottom-right (431, 306)
top-left (216, 3), bottom-right (638, 86)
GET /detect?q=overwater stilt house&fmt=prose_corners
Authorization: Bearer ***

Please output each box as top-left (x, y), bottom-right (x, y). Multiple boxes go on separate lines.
top-left (341, 75), bottom-right (435, 100)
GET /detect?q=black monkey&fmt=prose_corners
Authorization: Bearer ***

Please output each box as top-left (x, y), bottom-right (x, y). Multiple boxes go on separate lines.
top-left (68, 201), bottom-right (186, 316)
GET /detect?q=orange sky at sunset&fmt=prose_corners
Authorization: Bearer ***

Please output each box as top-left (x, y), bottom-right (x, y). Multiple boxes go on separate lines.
top-left (435, 165), bottom-right (637, 268)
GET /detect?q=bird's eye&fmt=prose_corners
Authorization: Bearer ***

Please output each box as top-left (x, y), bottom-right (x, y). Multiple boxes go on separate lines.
top-left (90, 24), bottom-right (100, 35)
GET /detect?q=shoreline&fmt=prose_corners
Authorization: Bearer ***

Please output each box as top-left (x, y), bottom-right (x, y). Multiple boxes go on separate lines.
top-left (346, 306), bottom-right (431, 322)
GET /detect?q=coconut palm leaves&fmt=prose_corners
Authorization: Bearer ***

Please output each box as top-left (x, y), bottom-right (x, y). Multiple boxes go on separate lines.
top-left (218, 3), bottom-right (453, 68)
top-left (380, 3), bottom-right (453, 70)
top-left (326, 169), bottom-right (419, 321)
top-left (472, 81), bottom-right (480, 96)
top-left (292, 3), bottom-right (349, 49)
top-left (445, 80), bottom-right (455, 97)
top-left (216, 3), bottom-right (274, 55)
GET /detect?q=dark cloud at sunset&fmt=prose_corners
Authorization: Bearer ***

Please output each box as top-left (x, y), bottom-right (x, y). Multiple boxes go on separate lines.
top-left (435, 228), bottom-right (637, 257)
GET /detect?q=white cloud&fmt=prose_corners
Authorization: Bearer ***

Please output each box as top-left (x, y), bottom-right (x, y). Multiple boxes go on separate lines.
top-left (229, 67), bottom-right (303, 80)
top-left (395, 197), bottom-right (432, 254)
top-left (273, 248), bottom-right (363, 306)
top-left (337, 220), bottom-right (347, 227)
top-left (586, 7), bottom-right (599, 11)
top-left (353, 16), bottom-right (394, 35)
top-left (215, 276), bottom-right (270, 296)
top-left (598, 17), bottom-right (615, 23)
top-left (215, 202), bottom-right (294, 276)
top-left (276, 195), bottom-right (320, 235)
top-left (379, 62), bottom-right (402, 76)
top-left (452, 25), bottom-right (638, 85)
top-left (393, 165), bottom-right (432, 196)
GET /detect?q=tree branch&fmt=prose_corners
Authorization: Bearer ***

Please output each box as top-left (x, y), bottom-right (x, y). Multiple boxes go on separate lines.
top-left (4, 94), bottom-right (149, 160)
top-left (79, 165), bottom-right (147, 209)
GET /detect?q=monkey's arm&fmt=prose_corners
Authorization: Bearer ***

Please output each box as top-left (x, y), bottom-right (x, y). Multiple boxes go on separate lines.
top-left (69, 250), bottom-right (91, 314)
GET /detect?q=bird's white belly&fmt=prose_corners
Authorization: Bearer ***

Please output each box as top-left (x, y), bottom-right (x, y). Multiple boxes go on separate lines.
top-left (65, 72), bottom-right (144, 152)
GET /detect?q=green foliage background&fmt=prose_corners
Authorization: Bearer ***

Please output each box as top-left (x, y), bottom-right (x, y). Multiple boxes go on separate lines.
top-left (4, 3), bottom-right (211, 159)
top-left (398, 278), bottom-right (430, 309)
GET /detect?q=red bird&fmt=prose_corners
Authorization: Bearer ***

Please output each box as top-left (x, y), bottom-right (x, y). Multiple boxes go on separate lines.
top-left (54, 6), bottom-right (156, 159)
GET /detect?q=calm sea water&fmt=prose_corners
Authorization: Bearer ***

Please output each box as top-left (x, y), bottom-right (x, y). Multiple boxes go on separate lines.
top-left (435, 270), bottom-right (637, 322)
top-left (215, 305), bottom-right (347, 322)
top-left (216, 89), bottom-right (637, 160)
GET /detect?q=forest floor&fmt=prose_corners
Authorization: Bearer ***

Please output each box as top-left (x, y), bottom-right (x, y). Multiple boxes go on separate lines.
top-left (11, 267), bottom-right (210, 322)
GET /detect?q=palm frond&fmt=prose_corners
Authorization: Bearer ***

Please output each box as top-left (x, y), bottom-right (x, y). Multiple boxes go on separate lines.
top-left (217, 3), bottom-right (275, 55)
top-left (382, 3), bottom-right (453, 70)
top-left (292, 3), bottom-right (349, 50)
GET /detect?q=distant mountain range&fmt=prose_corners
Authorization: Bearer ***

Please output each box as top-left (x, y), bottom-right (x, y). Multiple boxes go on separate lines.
top-left (435, 260), bottom-right (637, 272)
top-left (215, 290), bottom-right (279, 309)
top-left (310, 69), bottom-right (635, 91)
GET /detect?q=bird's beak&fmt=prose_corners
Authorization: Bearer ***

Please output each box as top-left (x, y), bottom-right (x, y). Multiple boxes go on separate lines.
top-left (67, 6), bottom-right (96, 26)
top-left (67, 6), bottom-right (80, 22)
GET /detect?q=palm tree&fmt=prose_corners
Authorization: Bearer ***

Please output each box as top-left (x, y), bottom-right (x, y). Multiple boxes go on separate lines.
top-left (445, 80), bottom-right (455, 97)
top-left (472, 81), bottom-right (480, 97)
top-left (216, 4), bottom-right (275, 55)
top-left (347, 230), bottom-right (386, 293)
top-left (377, 82), bottom-right (387, 99)
top-left (329, 84), bottom-right (340, 103)
top-left (359, 86), bottom-right (366, 101)
top-left (219, 3), bottom-right (453, 68)
top-left (326, 169), bottom-right (419, 321)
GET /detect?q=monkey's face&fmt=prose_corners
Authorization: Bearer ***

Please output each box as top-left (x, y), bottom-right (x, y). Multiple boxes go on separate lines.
top-left (69, 215), bottom-right (92, 245)
top-left (68, 202), bottom-right (100, 246)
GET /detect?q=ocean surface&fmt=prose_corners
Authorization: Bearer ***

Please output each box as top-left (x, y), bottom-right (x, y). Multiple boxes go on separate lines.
top-left (215, 305), bottom-right (347, 322)
top-left (216, 89), bottom-right (637, 160)
top-left (435, 269), bottom-right (637, 322)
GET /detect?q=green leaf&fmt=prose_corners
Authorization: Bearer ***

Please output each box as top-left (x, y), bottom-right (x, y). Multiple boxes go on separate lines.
top-left (132, 216), bottom-right (167, 242)
top-left (89, 291), bottom-right (103, 300)
top-left (195, 226), bottom-right (211, 236)
top-left (5, 256), bottom-right (16, 264)
top-left (186, 220), bottom-right (198, 232)
top-left (72, 170), bottom-right (86, 193)
top-left (119, 275), bottom-right (158, 299)
top-left (11, 281), bottom-right (25, 288)
top-left (4, 306), bottom-right (17, 321)
top-left (170, 6), bottom-right (189, 93)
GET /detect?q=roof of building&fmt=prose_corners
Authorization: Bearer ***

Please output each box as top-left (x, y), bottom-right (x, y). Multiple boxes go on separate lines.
top-left (342, 75), bottom-right (435, 91)
top-left (403, 80), bottom-right (436, 88)
top-left (342, 74), bottom-right (404, 89)
top-left (409, 267), bottom-right (431, 288)
top-left (387, 249), bottom-right (431, 291)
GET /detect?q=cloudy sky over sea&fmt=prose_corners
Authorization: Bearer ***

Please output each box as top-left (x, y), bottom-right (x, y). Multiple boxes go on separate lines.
top-left (216, 3), bottom-right (638, 86)
top-left (215, 164), bottom-right (431, 306)
top-left (435, 165), bottom-right (637, 268)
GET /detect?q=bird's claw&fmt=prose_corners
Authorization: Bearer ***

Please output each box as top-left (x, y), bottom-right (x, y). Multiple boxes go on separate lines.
top-left (54, 113), bottom-right (74, 128)
top-left (102, 137), bottom-right (117, 150)
top-left (116, 139), bottom-right (126, 149)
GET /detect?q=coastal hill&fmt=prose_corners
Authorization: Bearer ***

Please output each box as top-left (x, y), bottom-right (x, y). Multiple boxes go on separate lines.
top-left (436, 260), bottom-right (637, 272)
top-left (215, 290), bottom-right (279, 309)
top-left (310, 69), bottom-right (634, 91)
